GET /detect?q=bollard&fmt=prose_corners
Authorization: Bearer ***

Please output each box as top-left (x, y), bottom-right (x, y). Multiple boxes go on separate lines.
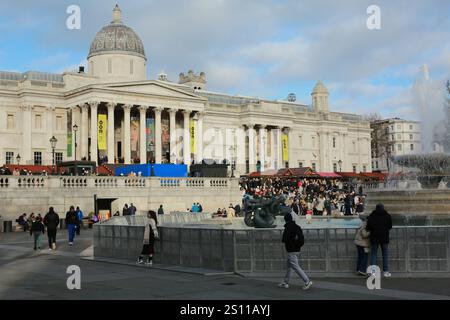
top-left (3, 221), bottom-right (12, 233)
top-left (59, 218), bottom-right (66, 230)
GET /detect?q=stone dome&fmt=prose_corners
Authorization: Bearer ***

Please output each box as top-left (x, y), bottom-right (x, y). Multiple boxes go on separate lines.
top-left (312, 81), bottom-right (328, 94)
top-left (87, 5), bottom-right (146, 60)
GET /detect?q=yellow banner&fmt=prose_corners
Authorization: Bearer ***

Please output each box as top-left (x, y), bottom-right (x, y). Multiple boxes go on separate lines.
top-left (190, 119), bottom-right (196, 154)
top-left (98, 114), bottom-right (107, 150)
top-left (282, 133), bottom-right (289, 162)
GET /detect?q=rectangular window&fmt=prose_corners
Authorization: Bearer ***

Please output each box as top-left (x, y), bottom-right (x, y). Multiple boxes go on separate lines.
top-left (35, 114), bottom-right (42, 129)
top-left (363, 165), bottom-right (367, 173)
top-left (333, 163), bottom-right (337, 172)
top-left (409, 124), bottom-right (413, 130)
top-left (34, 151), bottom-right (42, 165)
top-left (397, 124), bottom-right (401, 129)
top-left (376, 161), bottom-right (379, 169)
top-left (7, 114), bottom-right (14, 130)
top-left (410, 144), bottom-right (414, 151)
top-left (352, 165), bottom-right (357, 173)
top-left (409, 134), bottom-right (413, 140)
top-left (390, 125), bottom-right (394, 131)
top-left (397, 134), bottom-right (401, 140)
top-left (5, 152), bottom-right (14, 165)
top-left (398, 144), bottom-right (402, 151)
top-left (391, 134), bottom-right (394, 141)
top-left (55, 152), bottom-right (63, 164)
top-left (311, 163), bottom-right (317, 172)
top-left (332, 137), bottom-right (336, 148)
top-left (298, 162), bottom-right (303, 168)
top-left (56, 115), bottom-right (63, 130)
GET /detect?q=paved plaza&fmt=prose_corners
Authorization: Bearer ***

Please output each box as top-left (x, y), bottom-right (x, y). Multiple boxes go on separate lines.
top-left (1, 229), bottom-right (449, 300)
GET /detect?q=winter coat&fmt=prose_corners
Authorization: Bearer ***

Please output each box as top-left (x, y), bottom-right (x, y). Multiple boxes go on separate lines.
top-left (43, 211), bottom-right (60, 230)
top-left (282, 221), bottom-right (305, 252)
top-left (366, 208), bottom-right (392, 244)
top-left (65, 211), bottom-right (78, 225)
top-left (354, 221), bottom-right (371, 248)
top-left (30, 221), bottom-right (45, 234)
top-left (143, 218), bottom-right (158, 245)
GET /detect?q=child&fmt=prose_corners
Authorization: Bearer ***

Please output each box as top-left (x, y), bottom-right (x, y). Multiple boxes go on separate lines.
top-left (30, 217), bottom-right (45, 251)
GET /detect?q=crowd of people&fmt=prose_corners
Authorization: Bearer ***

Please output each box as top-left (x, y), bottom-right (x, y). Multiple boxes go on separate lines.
top-left (240, 177), bottom-right (366, 217)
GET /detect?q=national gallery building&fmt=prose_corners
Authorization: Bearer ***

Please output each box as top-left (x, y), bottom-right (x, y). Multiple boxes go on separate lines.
top-left (0, 6), bottom-right (372, 176)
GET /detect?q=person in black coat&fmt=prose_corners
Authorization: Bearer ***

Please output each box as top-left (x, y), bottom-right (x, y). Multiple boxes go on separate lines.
top-left (44, 207), bottom-right (60, 250)
top-left (366, 203), bottom-right (392, 277)
top-left (278, 213), bottom-right (313, 290)
top-left (30, 217), bottom-right (45, 251)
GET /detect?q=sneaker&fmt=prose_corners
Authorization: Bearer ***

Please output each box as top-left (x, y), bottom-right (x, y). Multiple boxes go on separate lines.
top-left (52, 243), bottom-right (56, 250)
top-left (69, 242), bottom-right (73, 246)
top-left (145, 261), bottom-right (153, 266)
top-left (48, 248), bottom-right (52, 251)
top-left (383, 272), bottom-right (392, 278)
top-left (278, 282), bottom-right (289, 289)
top-left (137, 259), bottom-right (144, 265)
top-left (302, 281), bottom-right (313, 291)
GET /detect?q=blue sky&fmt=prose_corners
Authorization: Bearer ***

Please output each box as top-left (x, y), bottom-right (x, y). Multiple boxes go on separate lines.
top-left (1, 0), bottom-right (449, 120)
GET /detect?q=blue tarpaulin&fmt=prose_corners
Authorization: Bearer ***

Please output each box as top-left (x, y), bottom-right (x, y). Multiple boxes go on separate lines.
top-left (114, 164), bottom-right (187, 177)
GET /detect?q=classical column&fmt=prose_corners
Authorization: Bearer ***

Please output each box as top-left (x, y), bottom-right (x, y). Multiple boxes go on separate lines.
top-left (89, 101), bottom-right (99, 164)
top-left (123, 104), bottom-right (132, 164)
top-left (183, 110), bottom-right (191, 165)
top-left (196, 111), bottom-right (204, 163)
top-left (269, 128), bottom-right (275, 169)
top-left (248, 124), bottom-right (255, 173)
top-left (154, 107), bottom-right (162, 164)
top-left (237, 125), bottom-right (246, 174)
top-left (139, 106), bottom-right (147, 164)
top-left (21, 105), bottom-right (32, 164)
top-left (107, 103), bottom-right (115, 164)
top-left (81, 104), bottom-right (89, 160)
top-left (169, 109), bottom-right (177, 163)
top-left (342, 133), bottom-right (347, 172)
top-left (275, 127), bottom-right (282, 169)
top-left (259, 126), bottom-right (266, 172)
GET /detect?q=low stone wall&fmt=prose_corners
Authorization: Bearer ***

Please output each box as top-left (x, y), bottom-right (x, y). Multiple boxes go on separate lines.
top-left (0, 176), bottom-right (241, 221)
top-left (93, 215), bottom-right (450, 275)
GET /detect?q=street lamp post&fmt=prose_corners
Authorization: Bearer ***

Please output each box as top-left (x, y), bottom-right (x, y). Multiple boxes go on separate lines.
top-left (73, 124), bottom-right (78, 162)
top-left (50, 136), bottom-right (57, 174)
top-left (16, 154), bottom-right (21, 165)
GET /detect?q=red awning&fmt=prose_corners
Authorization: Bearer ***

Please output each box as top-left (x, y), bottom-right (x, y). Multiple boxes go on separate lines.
top-left (316, 172), bottom-right (342, 178)
top-left (260, 169), bottom-right (279, 176)
top-left (360, 172), bottom-right (387, 181)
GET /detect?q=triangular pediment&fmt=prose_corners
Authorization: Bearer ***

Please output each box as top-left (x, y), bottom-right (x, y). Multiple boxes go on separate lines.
top-left (98, 81), bottom-right (204, 100)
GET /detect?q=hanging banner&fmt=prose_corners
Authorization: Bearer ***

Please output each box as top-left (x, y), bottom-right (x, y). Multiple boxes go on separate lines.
top-left (97, 114), bottom-right (107, 150)
top-left (161, 117), bottom-right (170, 157)
top-left (67, 109), bottom-right (72, 157)
top-left (190, 119), bottom-right (196, 155)
top-left (282, 133), bottom-right (289, 162)
top-left (146, 118), bottom-right (155, 152)
top-left (67, 134), bottom-right (73, 157)
top-left (130, 117), bottom-right (139, 154)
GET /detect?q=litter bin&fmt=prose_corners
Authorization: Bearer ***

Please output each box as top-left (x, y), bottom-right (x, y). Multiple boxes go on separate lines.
top-left (59, 218), bottom-right (66, 230)
top-left (3, 221), bottom-right (12, 233)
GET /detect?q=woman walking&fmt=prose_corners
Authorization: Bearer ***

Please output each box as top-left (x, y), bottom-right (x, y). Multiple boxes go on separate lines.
top-left (30, 217), bottom-right (45, 251)
top-left (137, 211), bottom-right (159, 266)
top-left (354, 213), bottom-right (370, 276)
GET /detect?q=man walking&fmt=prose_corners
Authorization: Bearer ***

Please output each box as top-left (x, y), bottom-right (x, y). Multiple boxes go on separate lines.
top-left (76, 206), bottom-right (83, 236)
top-left (122, 204), bottom-right (130, 216)
top-left (129, 203), bottom-right (137, 216)
top-left (366, 203), bottom-right (393, 277)
top-left (278, 213), bottom-right (313, 290)
top-left (43, 207), bottom-right (59, 250)
top-left (30, 216), bottom-right (45, 251)
top-left (65, 206), bottom-right (78, 246)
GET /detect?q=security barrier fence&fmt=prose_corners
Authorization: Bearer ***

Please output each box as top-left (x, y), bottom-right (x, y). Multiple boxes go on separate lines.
top-left (94, 216), bottom-right (450, 275)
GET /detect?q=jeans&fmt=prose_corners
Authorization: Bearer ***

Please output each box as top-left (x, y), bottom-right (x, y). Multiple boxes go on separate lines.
top-left (356, 245), bottom-right (368, 273)
top-left (67, 224), bottom-right (76, 243)
top-left (47, 228), bottom-right (57, 247)
top-left (284, 252), bottom-right (310, 284)
top-left (33, 232), bottom-right (42, 250)
top-left (370, 242), bottom-right (389, 272)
